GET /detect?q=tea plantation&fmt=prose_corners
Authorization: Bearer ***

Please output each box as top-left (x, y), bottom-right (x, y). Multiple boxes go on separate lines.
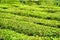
top-left (0, 0), bottom-right (60, 40)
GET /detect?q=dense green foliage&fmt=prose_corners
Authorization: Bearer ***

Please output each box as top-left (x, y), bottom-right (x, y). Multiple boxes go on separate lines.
top-left (0, 0), bottom-right (60, 40)
top-left (0, 18), bottom-right (60, 37)
top-left (0, 29), bottom-right (40, 40)
top-left (0, 13), bottom-right (60, 28)
top-left (0, 29), bottom-right (60, 40)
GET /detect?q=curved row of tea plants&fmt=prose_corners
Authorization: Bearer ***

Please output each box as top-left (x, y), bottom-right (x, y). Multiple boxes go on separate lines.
top-left (0, 13), bottom-right (60, 28)
top-left (0, 29), bottom-right (39, 40)
top-left (0, 6), bottom-right (60, 21)
top-left (0, 29), bottom-right (60, 40)
top-left (0, 4), bottom-right (60, 13)
top-left (0, 18), bottom-right (60, 37)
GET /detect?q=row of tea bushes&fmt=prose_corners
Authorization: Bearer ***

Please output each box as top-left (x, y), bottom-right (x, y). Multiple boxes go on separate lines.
top-left (0, 29), bottom-right (39, 40)
top-left (0, 4), bottom-right (60, 13)
top-left (0, 18), bottom-right (60, 37)
top-left (0, 13), bottom-right (60, 28)
top-left (0, 29), bottom-right (60, 40)
top-left (0, 6), bottom-right (60, 21)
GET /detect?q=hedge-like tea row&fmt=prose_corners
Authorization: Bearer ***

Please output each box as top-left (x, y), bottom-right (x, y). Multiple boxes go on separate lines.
top-left (0, 4), bottom-right (60, 13)
top-left (0, 13), bottom-right (60, 28)
top-left (0, 7), bottom-right (60, 21)
top-left (0, 29), bottom-right (39, 40)
top-left (0, 29), bottom-right (60, 40)
top-left (15, 4), bottom-right (60, 13)
top-left (1, 4), bottom-right (60, 12)
top-left (0, 18), bottom-right (60, 37)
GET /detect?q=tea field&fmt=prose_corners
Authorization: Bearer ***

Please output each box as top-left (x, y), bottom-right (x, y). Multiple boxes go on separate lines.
top-left (0, 0), bottom-right (60, 40)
